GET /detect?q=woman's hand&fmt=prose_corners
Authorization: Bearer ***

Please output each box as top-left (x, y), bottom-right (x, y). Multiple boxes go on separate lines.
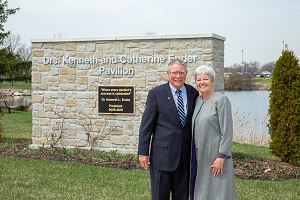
top-left (210, 158), bottom-right (225, 176)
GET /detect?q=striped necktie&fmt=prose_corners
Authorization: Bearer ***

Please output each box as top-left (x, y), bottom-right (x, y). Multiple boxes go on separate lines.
top-left (176, 90), bottom-right (185, 126)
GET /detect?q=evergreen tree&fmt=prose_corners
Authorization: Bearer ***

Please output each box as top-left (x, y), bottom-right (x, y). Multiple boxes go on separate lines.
top-left (268, 49), bottom-right (300, 163)
top-left (0, 0), bottom-right (19, 45)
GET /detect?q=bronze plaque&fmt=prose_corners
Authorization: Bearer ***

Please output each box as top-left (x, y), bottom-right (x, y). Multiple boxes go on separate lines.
top-left (98, 85), bottom-right (135, 114)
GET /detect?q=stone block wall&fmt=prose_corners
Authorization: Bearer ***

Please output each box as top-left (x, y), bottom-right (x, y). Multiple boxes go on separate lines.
top-left (31, 33), bottom-right (225, 154)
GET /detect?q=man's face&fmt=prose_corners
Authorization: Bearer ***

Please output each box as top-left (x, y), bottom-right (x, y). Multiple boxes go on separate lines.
top-left (167, 63), bottom-right (187, 90)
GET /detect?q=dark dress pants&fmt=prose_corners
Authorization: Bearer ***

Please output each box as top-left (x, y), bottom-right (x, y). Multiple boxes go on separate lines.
top-left (150, 156), bottom-right (189, 200)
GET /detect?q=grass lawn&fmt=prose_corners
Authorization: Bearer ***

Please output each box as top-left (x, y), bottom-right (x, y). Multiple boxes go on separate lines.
top-left (0, 156), bottom-right (151, 199)
top-left (0, 83), bottom-right (31, 90)
top-left (253, 77), bottom-right (272, 84)
top-left (0, 111), bottom-right (32, 140)
top-left (1, 111), bottom-right (299, 199)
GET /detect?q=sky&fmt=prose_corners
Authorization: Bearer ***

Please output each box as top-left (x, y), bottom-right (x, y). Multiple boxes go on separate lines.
top-left (5, 0), bottom-right (300, 67)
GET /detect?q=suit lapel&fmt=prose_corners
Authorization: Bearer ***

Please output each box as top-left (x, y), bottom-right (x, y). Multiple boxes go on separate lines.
top-left (163, 83), bottom-right (182, 126)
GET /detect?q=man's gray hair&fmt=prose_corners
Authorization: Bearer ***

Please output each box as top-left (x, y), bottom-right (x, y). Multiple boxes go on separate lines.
top-left (194, 65), bottom-right (215, 81)
top-left (168, 59), bottom-right (188, 72)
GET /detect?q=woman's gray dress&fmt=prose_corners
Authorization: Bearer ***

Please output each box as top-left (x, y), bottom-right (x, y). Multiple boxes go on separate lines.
top-left (192, 92), bottom-right (236, 200)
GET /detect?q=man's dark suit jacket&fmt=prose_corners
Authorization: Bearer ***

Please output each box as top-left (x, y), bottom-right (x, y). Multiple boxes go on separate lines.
top-left (138, 82), bottom-right (199, 172)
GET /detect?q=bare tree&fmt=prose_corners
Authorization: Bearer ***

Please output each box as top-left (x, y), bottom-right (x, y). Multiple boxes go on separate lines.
top-left (2, 33), bottom-right (31, 61)
top-left (260, 61), bottom-right (275, 73)
top-left (225, 63), bottom-right (242, 73)
top-left (3, 33), bottom-right (21, 54)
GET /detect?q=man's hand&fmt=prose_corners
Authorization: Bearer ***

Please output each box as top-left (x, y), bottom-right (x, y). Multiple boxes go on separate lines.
top-left (139, 155), bottom-right (150, 170)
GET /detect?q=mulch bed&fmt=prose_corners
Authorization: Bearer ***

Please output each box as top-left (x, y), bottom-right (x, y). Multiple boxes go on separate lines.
top-left (1, 140), bottom-right (299, 181)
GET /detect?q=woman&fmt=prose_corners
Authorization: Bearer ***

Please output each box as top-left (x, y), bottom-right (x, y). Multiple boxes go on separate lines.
top-left (191, 65), bottom-right (236, 200)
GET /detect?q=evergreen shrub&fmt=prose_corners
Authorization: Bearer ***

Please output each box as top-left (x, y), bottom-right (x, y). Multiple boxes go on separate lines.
top-left (268, 50), bottom-right (300, 164)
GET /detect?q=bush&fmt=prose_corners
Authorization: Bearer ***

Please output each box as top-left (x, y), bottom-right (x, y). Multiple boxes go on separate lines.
top-left (0, 107), bottom-right (3, 139)
top-left (268, 50), bottom-right (300, 164)
top-left (17, 105), bottom-right (30, 112)
top-left (224, 73), bottom-right (255, 90)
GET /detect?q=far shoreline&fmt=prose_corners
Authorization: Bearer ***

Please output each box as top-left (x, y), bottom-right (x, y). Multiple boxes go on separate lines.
top-left (224, 82), bottom-right (271, 91)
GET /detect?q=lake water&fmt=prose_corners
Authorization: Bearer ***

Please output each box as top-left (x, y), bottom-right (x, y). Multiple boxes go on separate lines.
top-left (225, 90), bottom-right (270, 144)
top-left (0, 95), bottom-right (32, 110)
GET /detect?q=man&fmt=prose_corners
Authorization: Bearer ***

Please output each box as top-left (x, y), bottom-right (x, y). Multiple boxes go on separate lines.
top-left (138, 59), bottom-right (199, 200)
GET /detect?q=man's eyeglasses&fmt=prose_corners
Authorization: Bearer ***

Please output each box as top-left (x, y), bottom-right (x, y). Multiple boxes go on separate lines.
top-left (168, 71), bottom-right (187, 76)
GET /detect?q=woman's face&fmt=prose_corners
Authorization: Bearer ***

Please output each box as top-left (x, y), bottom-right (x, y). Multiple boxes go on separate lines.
top-left (195, 73), bottom-right (214, 94)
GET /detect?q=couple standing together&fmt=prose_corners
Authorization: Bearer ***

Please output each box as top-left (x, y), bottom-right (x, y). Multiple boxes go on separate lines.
top-left (138, 59), bottom-right (237, 200)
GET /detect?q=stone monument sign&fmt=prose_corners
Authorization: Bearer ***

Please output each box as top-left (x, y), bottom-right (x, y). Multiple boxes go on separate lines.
top-left (31, 33), bottom-right (226, 153)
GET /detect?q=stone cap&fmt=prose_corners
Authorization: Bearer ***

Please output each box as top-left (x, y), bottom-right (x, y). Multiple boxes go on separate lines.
top-left (31, 33), bottom-right (226, 43)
